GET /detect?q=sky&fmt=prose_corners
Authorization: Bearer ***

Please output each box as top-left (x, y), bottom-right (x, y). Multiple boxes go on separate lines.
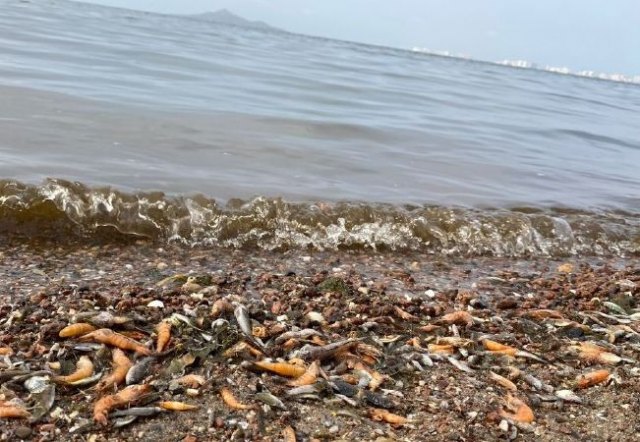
top-left (81, 0), bottom-right (640, 75)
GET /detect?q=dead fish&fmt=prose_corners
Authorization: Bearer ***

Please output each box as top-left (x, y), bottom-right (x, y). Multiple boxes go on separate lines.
top-left (603, 301), bottom-right (628, 315)
top-left (233, 304), bottom-right (265, 349)
top-left (329, 378), bottom-right (359, 397)
top-left (362, 390), bottom-right (396, 409)
top-left (555, 389), bottom-right (583, 404)
top-left (113, 415), bottom-right (138, 428)
top-left (286, 384), bottom-right (324, 397)
top-left (298, 339), bottom-right (358, 361)
top-left (447, 357), bottom-right (474, 373)
top-left (521, 373), bottom-right (554, 393)
top-left (84, 311), bottom-right (132, 328)
top-left (234, 304), bottom-right (253, 337)
top-left (110, 407), bottom-right (164, 418)
top-left (254, 392), bottom-right (286, 410)
top-left (126, 357), bottom-right (155, 385)
top-left (275, 329), bottom-right (324, 345)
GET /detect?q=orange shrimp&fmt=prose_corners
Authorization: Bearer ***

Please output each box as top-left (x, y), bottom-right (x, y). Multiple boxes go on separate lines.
top-left (59, 323), bottom-right (96, 338)
top-left (223, 341), bottom-right (264, 359)
top-left (483, 340), bottom-right (517, 356)
top-left (54, 355), bottom-right (94, 384)
top-left (500, 395), bottom-right (534, 424)
top-left (220, 387), bottom-right (253, 410)
top-left (93, 384), bottom-right (151, 425)
top-left (80, 328), bottom-right (152, 355)
top-left (573, 342), bottom-right (621, 365)
top-left (0, 346), bottom-right (14, 356)
top-left (394, 306), bottom-right (418, 321)
top-left (282, 425), bottom-right (297, 442)
top-left (368, 408), bottom-right (408, 427)
top-left (156, 321), bottom-right (171, 353)
top-left (174, 374), bottom-right (206, 388)
top-left (0, 405), bottom-right (30, 419)
top-left (439, 311), bottom-right (474, 327)
top-left (158, 401), bottom-right (198, 411)
top-left (428, 344), bottom-right (454, 354)
top-left (576, 369), bottom-right (610, 389)
top-left (524, 309), bottom-right (564, 320)
top-left (417, 324), bottom-right (441, 333)
top-left (489, 371), bottom-right (517, 392)
top-left (288, 360), bottom-right (319, 387)
top-left (251, 360), bottom-right (306, 378)
top-left (95, 348), bottom-right (133, 392)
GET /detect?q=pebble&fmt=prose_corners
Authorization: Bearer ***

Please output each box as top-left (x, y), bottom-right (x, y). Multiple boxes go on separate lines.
top-left (157, 262), bottom-right (168, 270)
top-left (14, 426), bottom-right (31, 439)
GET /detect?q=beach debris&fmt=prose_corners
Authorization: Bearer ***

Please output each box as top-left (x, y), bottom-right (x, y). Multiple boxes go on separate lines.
top-left (246, 360), bottom-right (306, 378)
top-left (1, 250), bottom-right (638, 440)
top-left (53, 355), bottom-right (94, 384)
top-left (157, 401), bottom-right (199, 411)
top-left (499, 395), bottom-right (534, 424)
top-left (156, 321), bottom-right (172, 353)
top-left (368, 408), bottom-right (408, 427)
top-left (58, 323), bottom-right (97, 338)
top-left (80, 329), bottom-right (152, 356)
top-left (95, 349), bottom-right (133, 392)
top-left (575, 369), bottom-right (610, 389)
top-left (282, 425), bottom-right (297, 442)
top-left (220, 388), bottom-right (253, 410)
top-left (0, 404), bottom-right (31, 419)
top-left (93, 384), bottom-right (151, 425)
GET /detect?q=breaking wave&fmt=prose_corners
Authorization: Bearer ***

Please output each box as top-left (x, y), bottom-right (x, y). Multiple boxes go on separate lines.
top-left (0, 179), bottom-right (638, 257)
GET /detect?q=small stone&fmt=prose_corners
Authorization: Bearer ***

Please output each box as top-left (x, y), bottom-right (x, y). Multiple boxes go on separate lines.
top-left (496, 298), bottom-right (518, 309)
top-left (499, 419), bottom-right (510, 432)
top-left (14, 426), bottom-right (31, 439)
top-left (157, 262), bottom-right (168, 270)
top-left (329, 425), bottom-right (339, 434)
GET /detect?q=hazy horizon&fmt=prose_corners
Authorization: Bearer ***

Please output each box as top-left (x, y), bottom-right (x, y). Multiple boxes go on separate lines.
top-left (73, 0), bottom-right (640, 76)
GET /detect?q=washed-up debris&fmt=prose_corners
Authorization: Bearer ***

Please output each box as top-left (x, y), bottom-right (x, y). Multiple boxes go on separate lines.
top-left (1, 247), bottom-right (639, 440)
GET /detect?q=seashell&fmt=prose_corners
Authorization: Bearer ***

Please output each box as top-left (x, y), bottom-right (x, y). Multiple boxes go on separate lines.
top-left (24, 375), bottom-right (51, 394)
top-left (147, 300), bottom-right (164, 309)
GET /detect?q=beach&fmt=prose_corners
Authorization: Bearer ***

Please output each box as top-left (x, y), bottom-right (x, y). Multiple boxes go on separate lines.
top-left (1, 240), bottom-right (639, 441)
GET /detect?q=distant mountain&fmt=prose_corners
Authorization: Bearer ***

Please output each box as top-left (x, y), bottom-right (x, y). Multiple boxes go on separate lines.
top-left (189, 9), bottom-right (278, 31)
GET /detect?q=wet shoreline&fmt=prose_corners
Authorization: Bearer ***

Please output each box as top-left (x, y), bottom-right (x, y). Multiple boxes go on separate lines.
top-left (1, 243), bottom-right (639, 441)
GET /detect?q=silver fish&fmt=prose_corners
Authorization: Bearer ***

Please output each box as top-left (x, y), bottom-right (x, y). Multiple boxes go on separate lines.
top-left (126, 357), bottom-right (155, 385)
top-left (254, 392), bottom-right (286, 410)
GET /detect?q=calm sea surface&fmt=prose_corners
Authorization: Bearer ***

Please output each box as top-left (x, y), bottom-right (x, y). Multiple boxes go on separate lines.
top-left (0, 0), bottom-right (639, 255)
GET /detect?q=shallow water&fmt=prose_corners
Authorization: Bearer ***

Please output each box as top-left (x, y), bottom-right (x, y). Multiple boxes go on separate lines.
top-left (0, 0), bottom-right (638, 255)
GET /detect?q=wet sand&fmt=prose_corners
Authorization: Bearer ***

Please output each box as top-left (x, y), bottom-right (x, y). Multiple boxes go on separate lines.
top-left (1, 242), bottom-right (639, 441)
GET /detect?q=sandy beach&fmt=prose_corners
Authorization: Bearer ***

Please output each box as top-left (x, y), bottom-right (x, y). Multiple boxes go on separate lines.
top-left (1, 241), bottom-right (638, 441)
